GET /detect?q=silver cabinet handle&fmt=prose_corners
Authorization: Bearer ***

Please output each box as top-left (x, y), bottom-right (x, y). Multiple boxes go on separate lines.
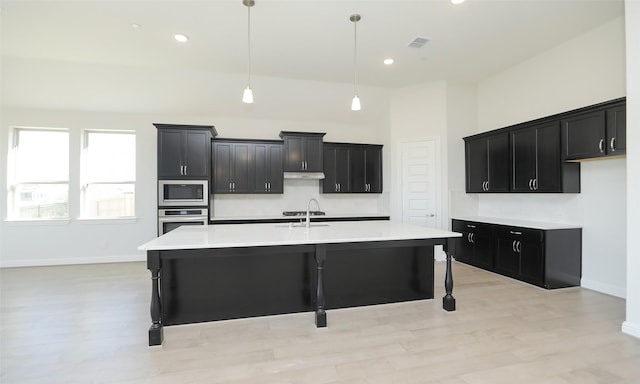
top-left (470, 233), bottom-right (474, 243)
top-left (610, 137), bottom-right (616, 152)
top-left (533, 178), bottom-right (537, 191)
top-left (467, 233), bottom-right (471, 243)
top-left (268, 182), bottom-right (271, 191)
top-left (229, 182), bottom-right (232, 191)
top-left (528, 179), bottom-right (533, 190)
top-left (512, 240), bottom-right (517, 253)
top-left (426, 214), bottom-right (435, 217)
top-left (184, 165), bottom-right (187, 175)
top-left (599, 138), bottom-right (605, 153)
top-left (516, 240), bottom-right (522, 253)
top-left (509, 231), bottom-right (522, 235)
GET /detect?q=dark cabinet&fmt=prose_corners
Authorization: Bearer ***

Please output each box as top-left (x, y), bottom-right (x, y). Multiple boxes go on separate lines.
top-left (510, 121), bottom-right (580, 193)
top-left (252, 142), bottom-right (283, 194)
top-left (350, 145), bottom-right (383, 193)
top-left (562, 100), bottom-right (626, 160)
top-left (451, 220), bottom-right (494, 270)
top-left (155, 124), bottom-right (216, 179)
top-left (451, 219), bottom-right (581, 289)
top-left (322, 144), bottom-right (351, 193)
top-left (213, 140), bottom-right (283, 194)
top-left (212, 142), bottom-right (251, 193)
top-left (465, 133), bottom-right (509, 193)
top-left (494, 227), bottom-right (544, 286)
top-left (279, 132), bottom-right (325, 172)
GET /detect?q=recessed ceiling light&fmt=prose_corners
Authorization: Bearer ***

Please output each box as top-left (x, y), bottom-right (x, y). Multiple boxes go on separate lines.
top-left (451, 0), bottom-right (465, 4)
top-left (383, 58), bottom-right (394, 65)
top-left (131, 23), bottom-right (141, 29)
top-left (174, 34), bottom-right (189, 43)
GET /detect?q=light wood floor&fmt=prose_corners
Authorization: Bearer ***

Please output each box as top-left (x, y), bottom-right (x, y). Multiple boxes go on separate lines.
top-left (1, 261), bottom-right (639, 384)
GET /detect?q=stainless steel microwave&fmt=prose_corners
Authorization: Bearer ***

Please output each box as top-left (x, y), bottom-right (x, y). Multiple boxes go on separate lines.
top-left (158, 180), bottom-right (208, 207)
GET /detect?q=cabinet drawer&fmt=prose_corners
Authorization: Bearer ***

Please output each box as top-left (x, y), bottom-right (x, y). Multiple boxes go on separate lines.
top-left (452, 220), bottom-right (492, 235)
top-left (493, 225), bottom-right (542, 242)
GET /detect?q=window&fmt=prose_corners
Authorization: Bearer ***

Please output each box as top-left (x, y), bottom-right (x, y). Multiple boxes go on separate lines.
top-left (8, 128), bottom-right (69, 220)
top-left (81, 130), bottom-right (136, 218)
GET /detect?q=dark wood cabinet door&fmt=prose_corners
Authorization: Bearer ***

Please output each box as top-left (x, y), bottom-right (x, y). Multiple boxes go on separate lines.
top-left (465, 138), bottom-right (489, 193)
top-left (267, 144), bottom-right (284, 193)
top-left (283, 136), bottom-right (304, 171)
top-left (322, 147), bottom-right (338, 193)
top-left (304, 137), bottom-right (323, 172)
top-left (606, 104), bottom-right (626, 155)
top-left (519, 240), bottom-right (544, 286)
top-left (495, 236), bottom-right (519, 279)
top-left (486, 134), bottom-right (509, 192)
top-left (534, 122), bottom-right (561, 192)
top-left (158, 129), bottom-right (184, 178)
top-left (365, 147), bottom-right (383, 193)
top-left (183, 130), bottom-right (210, 178)
top-left (213, 142), bottom-right (232, 193)
top-left (511, 128), bottom-right (537, 192)
top-left (350, 147), bottom-right (366, 193)
top-left (563, 110), bottom-right (606, 160)
top-left (253, 144), bottom-right (269, 193)
top-left (231, 143), bottom-right (251, 193)
top-left (473, 231), bottom-right (494, 270)
top-left (322, 146), bottom-right (350, 193)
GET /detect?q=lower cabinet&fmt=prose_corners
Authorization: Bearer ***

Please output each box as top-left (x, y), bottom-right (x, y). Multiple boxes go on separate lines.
top-left (451, 220), bottom-right (494, 270)
top-left (452, 219), bottom-right (582, 289)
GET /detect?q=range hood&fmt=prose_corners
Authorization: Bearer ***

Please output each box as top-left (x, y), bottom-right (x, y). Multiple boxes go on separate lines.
top-left (283, 172), bottom-right (325, 180)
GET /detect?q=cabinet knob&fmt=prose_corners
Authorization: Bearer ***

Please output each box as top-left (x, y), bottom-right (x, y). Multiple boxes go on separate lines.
top-left (598, 138), bottom-right (605, 153)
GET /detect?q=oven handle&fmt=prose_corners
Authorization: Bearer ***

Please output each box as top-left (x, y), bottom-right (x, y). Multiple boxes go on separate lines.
top-left (158, 215), bottom-right (208, 235)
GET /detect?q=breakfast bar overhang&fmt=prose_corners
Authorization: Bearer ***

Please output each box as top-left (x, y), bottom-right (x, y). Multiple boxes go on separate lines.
top-left (138, 221), bottom-right (462, 346)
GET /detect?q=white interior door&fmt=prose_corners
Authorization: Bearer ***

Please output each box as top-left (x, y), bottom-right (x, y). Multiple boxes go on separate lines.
top-left (401, 139), bottom-right (441, 229)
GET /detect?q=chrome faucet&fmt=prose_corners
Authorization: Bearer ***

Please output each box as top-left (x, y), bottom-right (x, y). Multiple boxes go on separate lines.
top-left (306, 198), bottom-right (320, 228)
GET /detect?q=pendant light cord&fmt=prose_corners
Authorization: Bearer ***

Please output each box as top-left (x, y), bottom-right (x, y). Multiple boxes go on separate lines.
top-left (247, 5), bottom-right (252, 87)
top-left (353, 18), bottom-right (357, 95)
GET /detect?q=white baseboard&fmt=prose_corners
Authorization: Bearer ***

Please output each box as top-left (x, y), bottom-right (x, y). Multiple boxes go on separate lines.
top-left (622, 321), bottom-right (640, 339)
top-left (580, 278), bottom-right (626, 299)
top-left (0, 254), bottom-right (146, 268)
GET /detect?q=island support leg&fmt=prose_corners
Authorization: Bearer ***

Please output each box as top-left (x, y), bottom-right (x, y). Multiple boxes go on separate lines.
top-left (148, 251), bottom-right (164, 346)
top-left (314, 244), bottom-right (327, 327)
top-left (442, 241), bottom-right (456, 312)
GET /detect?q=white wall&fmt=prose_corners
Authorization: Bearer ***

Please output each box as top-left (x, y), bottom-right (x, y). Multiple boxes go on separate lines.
top-left (623, 0), bottom-right (640, 339)
top-left (0, 80), bottom-right (390, 267)
top-left (476, 17), bottom-right (627, 297)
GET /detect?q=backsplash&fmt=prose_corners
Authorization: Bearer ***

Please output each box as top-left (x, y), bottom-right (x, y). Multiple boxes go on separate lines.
top-left (211, 179), bottom-right (387, 218)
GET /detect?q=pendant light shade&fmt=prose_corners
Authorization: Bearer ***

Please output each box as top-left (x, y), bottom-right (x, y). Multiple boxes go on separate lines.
top-left (351, 95), bottom-right (361, 111)
top-left (350, 14), bottom-right (361, 111)
top-left (242, 0), bottom-right (255, 104)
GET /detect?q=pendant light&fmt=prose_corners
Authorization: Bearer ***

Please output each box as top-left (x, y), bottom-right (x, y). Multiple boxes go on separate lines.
top-left (242, 0), bottom-right (255, 103)
top-left (350, 14), bottom-right (361, 111)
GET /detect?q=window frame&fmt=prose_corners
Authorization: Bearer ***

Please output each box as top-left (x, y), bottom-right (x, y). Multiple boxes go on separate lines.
top-left (7, 127), bottom-right (70, 221)
top-left (80, 129), bottom-right (136, 220)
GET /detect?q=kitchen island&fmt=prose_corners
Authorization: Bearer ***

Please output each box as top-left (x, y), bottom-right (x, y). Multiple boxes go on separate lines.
top-left (138, 221), bottom-right (461, 346)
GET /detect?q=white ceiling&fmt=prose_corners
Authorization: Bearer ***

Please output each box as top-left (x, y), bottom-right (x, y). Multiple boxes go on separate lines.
top-left (0, 0), bottom-right (625, 88)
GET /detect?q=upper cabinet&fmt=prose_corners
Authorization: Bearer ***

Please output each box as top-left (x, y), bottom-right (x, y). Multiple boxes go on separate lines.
top-left (350, 144), bottom-right (383, 193)
top-left (464, 97), bottom-right (624, 194)
top-left (321, 143), bottom-right (383, 194)
top-left (322, 144), bottom-right (351, 193)
top-left (465, 133), bottom-right (509, 193)
top-left (562, 100), bottom-right (626, 160)
top-left (212, 140), bottom-right (283, 194)
top-left (279, 131), bottom-right (325, 172)
top-left (510, 121), bottom-right (580, 193)
top-left (155, 124), bottom-right (216, 179)
top-left (252, 142), bottom-right (284, 194)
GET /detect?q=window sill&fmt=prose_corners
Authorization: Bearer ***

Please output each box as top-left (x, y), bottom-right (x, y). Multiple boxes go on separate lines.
top-left (4, 219), bottom-right (70, 226)
top-left (76, 217), bottom-right (138, 224)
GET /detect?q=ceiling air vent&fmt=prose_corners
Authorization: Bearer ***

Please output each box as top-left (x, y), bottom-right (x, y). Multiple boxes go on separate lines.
top-left (408, 37), bottom-right (430, 49)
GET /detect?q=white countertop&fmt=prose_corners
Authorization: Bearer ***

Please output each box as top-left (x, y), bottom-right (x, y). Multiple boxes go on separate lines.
top-left (453, 216), bottom-right (582, 230)
top-left (139, 221), bottom-right (460, 251)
